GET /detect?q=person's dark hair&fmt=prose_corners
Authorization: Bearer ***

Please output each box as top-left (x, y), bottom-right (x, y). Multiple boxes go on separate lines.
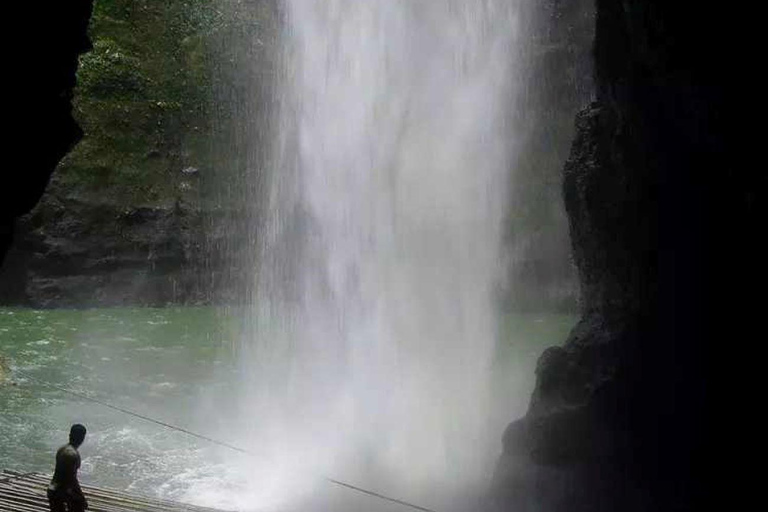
top-left (69, 424), bottom-right (86, 446)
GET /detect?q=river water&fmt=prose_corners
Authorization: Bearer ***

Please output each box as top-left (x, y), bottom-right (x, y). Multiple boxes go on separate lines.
top-left (0, 307), bottom-right (573, 510)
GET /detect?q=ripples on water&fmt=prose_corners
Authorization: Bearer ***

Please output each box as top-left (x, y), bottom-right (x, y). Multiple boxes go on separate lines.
top-left (0, 307), bottom-right (573, 510)
top-left (0, 308), bottom-right (232, 501)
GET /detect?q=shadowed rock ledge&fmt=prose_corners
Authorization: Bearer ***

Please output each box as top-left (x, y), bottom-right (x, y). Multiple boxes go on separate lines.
top-left (493, 1), bottom-right (753, 511)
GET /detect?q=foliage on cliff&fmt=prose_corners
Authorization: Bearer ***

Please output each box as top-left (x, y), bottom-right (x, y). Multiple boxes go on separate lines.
top-left (51, 0), bottom-right (219, 207)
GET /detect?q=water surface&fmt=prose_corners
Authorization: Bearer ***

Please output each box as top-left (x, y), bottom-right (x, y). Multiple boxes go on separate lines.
top-left (1, 307), bottom-right (573, 510)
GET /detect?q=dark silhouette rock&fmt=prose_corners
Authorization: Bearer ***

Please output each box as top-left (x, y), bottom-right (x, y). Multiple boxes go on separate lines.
top-left (493, 1), bottom-right (752, 511)
top-left (2, 1), bottom-right (94, 265)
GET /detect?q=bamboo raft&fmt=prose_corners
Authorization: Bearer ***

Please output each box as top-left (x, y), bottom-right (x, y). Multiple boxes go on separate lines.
top-left (0, 470), bottom-right (227, 512)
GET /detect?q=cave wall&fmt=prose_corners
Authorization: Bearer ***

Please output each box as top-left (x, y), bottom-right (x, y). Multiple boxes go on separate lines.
top-left (493, 1), bottom-right (752, 511)
top-left (2, 1), bottom-right (94, 266)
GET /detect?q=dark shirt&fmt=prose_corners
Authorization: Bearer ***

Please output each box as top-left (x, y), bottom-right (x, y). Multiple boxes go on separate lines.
top-left (48, 443), bottom-right (85, 505)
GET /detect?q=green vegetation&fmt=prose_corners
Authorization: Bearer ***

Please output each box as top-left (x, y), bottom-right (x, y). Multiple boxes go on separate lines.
top-left (50, 0), bottom-right (279, 210)
top-left (54, 0), bottom-right (222, 207)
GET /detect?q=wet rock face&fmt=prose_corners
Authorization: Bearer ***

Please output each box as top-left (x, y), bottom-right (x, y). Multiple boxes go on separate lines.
top-left (1, 1), bottom-right (94, 265)
top-left (494, 1), bottom-right (750, 511)
top-left (1, 202), bottom-right (199, 307)
top-left (0, 198), bottom-right (250, 308)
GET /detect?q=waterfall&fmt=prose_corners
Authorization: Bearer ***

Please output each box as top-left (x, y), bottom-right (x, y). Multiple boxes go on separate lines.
top-left (231, 0), bottom-right (521, 508)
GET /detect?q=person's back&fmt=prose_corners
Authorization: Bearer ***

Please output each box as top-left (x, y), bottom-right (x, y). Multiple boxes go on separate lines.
top-left (48, 424), bottom-right (88, 512)
top-left (50, 444), bottom-right (80, 489)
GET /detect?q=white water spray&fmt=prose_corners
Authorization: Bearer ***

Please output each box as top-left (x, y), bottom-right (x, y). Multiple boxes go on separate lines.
top-left (232, 1), bottom-right (521, 509)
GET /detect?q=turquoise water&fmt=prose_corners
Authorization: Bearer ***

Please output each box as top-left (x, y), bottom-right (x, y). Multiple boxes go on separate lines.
top-left (0, 307), bottom-right (574, 509)
top-left (0, 307), bottom-right (238, 500)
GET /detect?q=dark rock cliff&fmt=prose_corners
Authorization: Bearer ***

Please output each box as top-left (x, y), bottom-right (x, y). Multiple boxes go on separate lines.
top-left (2, 1), bottom-right (94, 266)
top-left (0, 197), bottom-right (250, 307)
top-left (494, 1), bottom-right (753, 511)
top-left (2, 200), bottom-right (201, 307)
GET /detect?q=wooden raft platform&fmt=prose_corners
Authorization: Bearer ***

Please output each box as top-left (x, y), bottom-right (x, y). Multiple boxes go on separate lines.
top-left (0, 470), bottom-right (226, 512)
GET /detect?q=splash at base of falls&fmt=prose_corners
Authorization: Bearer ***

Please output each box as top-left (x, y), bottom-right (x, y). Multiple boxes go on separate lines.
top-left (221, 1), bottom-right (522, 509)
